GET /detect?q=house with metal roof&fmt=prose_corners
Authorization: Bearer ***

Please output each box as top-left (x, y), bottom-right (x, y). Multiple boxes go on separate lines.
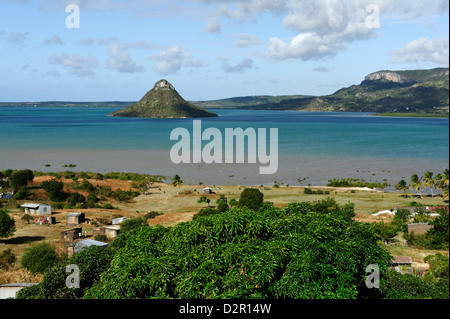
top-left (66, 239), bottom-right (108, 257)
top-left (20, 203), bottom-right (52, 215)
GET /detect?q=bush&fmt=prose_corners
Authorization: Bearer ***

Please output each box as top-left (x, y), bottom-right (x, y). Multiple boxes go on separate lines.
top-left (41, 179), bottom-right (65, 201)
top-left (0, 248), bottom-right (16, 269)
top-left (381, 268), bottom-right (449, 299)
top-left (67, 192), bottom-right (86, 207)
top-left (120, 217), bottom-right (148, 233)
top-left (20, 242), bottom-right (59, 274)
top-left (192, 207), bottom-right (219, 220)
top-left (10, 169), bottom-right (34, 191)
top-left (238, 188), bottom-right (264, 211)
top-left (13, 187), bottom-right (30, 200)
top-left (16, 246), bottom-right (115, 299)
top-left (0, 209), bottom-right (16, 238)
top-left (144, 211), bottom-right (162, 219)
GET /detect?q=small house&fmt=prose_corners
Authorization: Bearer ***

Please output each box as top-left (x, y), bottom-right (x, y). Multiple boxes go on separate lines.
top-left (392, 256), bottom-right (413, 274)
top-left (0, 283), bottom-right (38, 299)
top-left (66, 239), bottom-right (108, 257)
top-left (203, 187), bottom-right (213, 194)
top-left (21, 203), bottom-right (52, 215)
top-left (67, 213), bottom-right (85, 225)
top-left (93, 225), bottom-right (121, 239)
top-left (61, 227), bottom-right (82, 242)
top-left (408, 223), bottom-right (433, 235)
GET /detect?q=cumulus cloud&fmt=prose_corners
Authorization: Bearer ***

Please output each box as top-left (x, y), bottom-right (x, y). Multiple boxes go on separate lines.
top-left (106, 41), bottom-right (146, 73)
top-left (390, 37), bottom-right (449, 66)
top-left (150, 46), bottom-right (203, 75)
top-left (204, 18), bottom-right (221, 34)
top-left (7, 31), bottom-right (29, 44)
top-left (221, 58), bottom-right (254, 73)
top-left (235, 34), bottom-right (261, 47)
top-left (49, 54), bottom-right (99, 77)
top-left (43, 35), bottom-right (64, 45)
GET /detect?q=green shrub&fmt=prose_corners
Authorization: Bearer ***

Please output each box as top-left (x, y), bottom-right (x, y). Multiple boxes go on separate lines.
top-left (20, 242), bottom-right (59, 274)
top-left (238, 188), bottom-right (264, 211)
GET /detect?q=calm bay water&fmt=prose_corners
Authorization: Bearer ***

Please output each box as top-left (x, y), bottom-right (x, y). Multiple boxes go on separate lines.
top-left (0, 107), bottom-right (448, 187)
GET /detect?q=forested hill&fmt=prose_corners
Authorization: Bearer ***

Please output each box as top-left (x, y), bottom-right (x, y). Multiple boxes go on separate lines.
top-left (192, 68), bottom-right (449, 115)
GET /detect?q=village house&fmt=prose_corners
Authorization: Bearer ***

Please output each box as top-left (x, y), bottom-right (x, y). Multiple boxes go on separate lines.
top-left (67, 212), bottom-right (85, 225)
top-left (21, 203), bottom-right (52, 215)
top-left (93, 225), bottom-right (121, 239)
top-left (203, 187), bottom-right (213, 194)
top-left (61, 227), bottom-right (83, 242)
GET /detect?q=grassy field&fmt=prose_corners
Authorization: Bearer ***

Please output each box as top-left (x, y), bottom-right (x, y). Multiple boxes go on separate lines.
top-left (1, 175), bottom-right (448, 284)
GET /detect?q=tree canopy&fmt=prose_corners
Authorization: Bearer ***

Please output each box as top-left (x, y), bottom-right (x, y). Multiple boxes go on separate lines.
top-left (84, 202), bottom-right (392, 299)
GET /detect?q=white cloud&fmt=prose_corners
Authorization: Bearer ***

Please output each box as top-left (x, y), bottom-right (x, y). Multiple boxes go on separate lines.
top-left (49, 54), bottom-right (99, 77)
top-left (150, 46), bottom-right (203, 75)
top-left (7, 31), bottom-right (29, 44)
top-left (222, 58), bottom-right (254, 73)
top-left (204, 18), bottom-right (221, 34)
top-left (106, 41), bottom-right (146, 73)
top-left (43, 35), bottom-right (64, 45)
top-left (235, 34), bottom-right (261, 47)
top-left (390, 37), bottom-right (449, 66)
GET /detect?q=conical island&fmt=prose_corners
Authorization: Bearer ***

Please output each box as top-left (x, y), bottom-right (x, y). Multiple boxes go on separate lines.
top-left (108, 79), bottom-right (218, 118)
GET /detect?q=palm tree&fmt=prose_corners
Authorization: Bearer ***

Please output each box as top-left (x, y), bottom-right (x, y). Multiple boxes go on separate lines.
top-left (423, 171), bottom-right (436, 197)
top-left (435, 169), bottom-right (449, 199)
top-left (172, 174), bottom-right (183, 189)
top-left (409, 174), bottom-right (424, 199)
top-left (395, 179), bottom-right (409, 197)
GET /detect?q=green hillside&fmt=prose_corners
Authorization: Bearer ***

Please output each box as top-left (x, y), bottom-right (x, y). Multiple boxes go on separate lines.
top-left (193, 68), bottom-right (449, 115)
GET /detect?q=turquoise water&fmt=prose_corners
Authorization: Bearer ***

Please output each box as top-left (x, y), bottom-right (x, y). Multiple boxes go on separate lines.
top-left (0, 107), bottom-right (448, 186)
top-left (1, 107), bottom-right (448, 158)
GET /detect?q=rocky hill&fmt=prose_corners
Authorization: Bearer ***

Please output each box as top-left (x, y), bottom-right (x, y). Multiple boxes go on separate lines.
top-left (109, 80), bottom-right (218, 118)
top-left (192, 68), bottom-right (449, 115)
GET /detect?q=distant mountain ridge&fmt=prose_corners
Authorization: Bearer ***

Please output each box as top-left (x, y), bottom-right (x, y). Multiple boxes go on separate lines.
top-left (192, 67), bottom-right (449, 115)
top-left (108, 79), bottom-right (218, 118)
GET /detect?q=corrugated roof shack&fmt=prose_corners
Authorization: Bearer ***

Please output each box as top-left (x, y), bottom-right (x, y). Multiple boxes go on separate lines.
top-left (21, 203), bottom-right (52, 215)
top-left (392, 256), bottom-right (413, 274)
top-left (408, 223), bottom-right (434, 235)
top-left (67, 213), bottom-right (85, 225)
top-left (61, 227), bottom-right (82, 242)
top-left (66, 239), bottom-right (108, 257)
top-left (0, 283), bottom-right (38, 299)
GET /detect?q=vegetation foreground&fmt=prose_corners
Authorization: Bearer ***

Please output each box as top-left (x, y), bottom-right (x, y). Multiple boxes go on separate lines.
top-left (0, 169), bottom-right (448, 300)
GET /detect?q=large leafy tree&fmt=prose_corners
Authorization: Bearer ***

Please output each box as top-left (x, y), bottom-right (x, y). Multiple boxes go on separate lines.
top-left (10, 169), bottom-right (34, 192)
top-left (237, 188), bottom-right (264, 211)
top-left (84, 203), bottom-right (392, 299)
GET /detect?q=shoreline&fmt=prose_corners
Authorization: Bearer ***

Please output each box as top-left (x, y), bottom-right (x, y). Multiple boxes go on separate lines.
top-left (1, 147), bottom-right (448, 190)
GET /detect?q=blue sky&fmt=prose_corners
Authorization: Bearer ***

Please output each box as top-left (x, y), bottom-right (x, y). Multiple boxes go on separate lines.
top-left (0, 0), bottom-right (448, 102)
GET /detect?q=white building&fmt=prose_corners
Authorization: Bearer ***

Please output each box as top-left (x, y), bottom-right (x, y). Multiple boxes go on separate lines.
top-left (20, 203), bottom-right (52, 215)
top-left (0, 283), bottom-right (38, 299)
